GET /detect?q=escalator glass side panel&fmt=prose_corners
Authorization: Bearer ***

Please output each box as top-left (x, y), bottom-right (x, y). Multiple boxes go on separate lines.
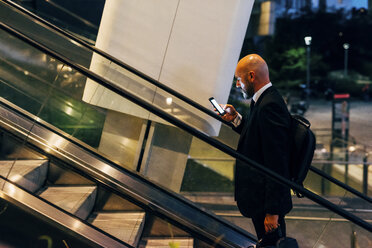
top-left (285, 190), bottom-right (372, 248)
top-left (0, 131), bottom-right (46, 161)
top-left (17, 0), bottom-right (102, 41)
top-left (310, 161), bottom-right (371, 197)
top-left (305, 190), bottom-right (371, 246)
top-left (0, 0), bottom-right (94, 67)
top-left (0, 28), bottom-right (106, 148)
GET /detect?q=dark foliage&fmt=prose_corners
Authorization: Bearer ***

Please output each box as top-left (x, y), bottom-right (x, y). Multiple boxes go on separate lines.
top-left (239, 8), bottom-right (372, 98)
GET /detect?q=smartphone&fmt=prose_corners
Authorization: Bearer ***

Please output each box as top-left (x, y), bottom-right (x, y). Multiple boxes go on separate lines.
top-left (209, 97), bottom-right (226, 116)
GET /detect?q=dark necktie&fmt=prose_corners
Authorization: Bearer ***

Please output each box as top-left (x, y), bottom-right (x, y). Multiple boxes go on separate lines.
top-left (250, 100), bottom-right (255, 115)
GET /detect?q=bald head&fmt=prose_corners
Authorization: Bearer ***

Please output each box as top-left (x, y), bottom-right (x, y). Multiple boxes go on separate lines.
top-left (235, 54), bottom-right (270, 85)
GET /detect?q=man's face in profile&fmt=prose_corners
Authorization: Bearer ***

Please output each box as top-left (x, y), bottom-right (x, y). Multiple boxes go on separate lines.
top-left (236, 76), bottom-right (254, 99)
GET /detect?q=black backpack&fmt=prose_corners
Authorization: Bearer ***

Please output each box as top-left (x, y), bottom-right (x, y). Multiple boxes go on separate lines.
top-left (289, 115), bottom-right (316, 197)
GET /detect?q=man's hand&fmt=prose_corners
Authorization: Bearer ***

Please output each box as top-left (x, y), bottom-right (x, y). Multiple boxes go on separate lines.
top-left (264, 214), bottom-right (279, 233)
top-left (217, 104), bottom-right (238, 122)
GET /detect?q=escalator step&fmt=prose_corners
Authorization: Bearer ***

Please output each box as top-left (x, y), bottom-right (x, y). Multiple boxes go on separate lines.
top-left (38, 186), bottom-right (97, 219)
top-left (0, 159), bottom-right (48, 192)
top-left (90, 211), bottom-right (145, 246)
top-left (145, 238), bottom-right (194, 248)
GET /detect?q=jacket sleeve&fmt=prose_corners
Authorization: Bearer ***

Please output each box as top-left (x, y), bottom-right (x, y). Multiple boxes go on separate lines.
top-left (258, 102), bottom-right (292, 215)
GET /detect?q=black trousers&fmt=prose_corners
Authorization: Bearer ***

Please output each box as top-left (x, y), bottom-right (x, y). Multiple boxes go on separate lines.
top-left (251, 214), bottom-right (286, 240)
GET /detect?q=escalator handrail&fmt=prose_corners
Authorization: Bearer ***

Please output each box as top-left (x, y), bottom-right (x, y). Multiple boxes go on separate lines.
top-left (4, 0), bottom-right (371, 206)
top-left (309, 166), bottom-right (372, 204)
top-left (35, 0), bottom-right (99, 30)
top-left (2, 0), bottom-right (232, 127)
top-left (1, 21), bottom-right (371, 233)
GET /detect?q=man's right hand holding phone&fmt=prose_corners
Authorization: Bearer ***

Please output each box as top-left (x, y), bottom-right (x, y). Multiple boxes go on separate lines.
top-left (218, 104), bottom-right (238, 122)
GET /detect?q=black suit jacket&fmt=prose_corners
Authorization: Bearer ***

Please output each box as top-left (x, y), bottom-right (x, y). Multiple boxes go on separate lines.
top-left (234, 86), bottom-right (292, 217)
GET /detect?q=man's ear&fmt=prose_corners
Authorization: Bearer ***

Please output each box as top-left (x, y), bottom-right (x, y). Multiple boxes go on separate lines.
top-left (249, 71), bottom-right (254, 80)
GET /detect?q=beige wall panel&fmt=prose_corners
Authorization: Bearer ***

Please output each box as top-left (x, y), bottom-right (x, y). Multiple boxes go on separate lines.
top-left (158, 0), bottom-right (254, 135)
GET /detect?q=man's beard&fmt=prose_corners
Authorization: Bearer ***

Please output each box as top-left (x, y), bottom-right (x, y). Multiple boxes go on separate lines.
top-left (241, 89), bottom-right (248, 99)
top-left (241, 83), bottom-right (255, 99)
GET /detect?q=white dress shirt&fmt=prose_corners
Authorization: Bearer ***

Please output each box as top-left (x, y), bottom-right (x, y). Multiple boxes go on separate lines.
top-left (231, 82), bottom-right (272, 128)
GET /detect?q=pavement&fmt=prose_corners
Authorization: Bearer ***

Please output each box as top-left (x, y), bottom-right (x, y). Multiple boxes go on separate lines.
top-left (306, 99), bottom-right (372, 150)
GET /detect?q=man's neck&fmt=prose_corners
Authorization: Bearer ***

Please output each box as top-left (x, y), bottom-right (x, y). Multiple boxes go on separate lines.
top-left (252, 82), bottom-right (272, 103)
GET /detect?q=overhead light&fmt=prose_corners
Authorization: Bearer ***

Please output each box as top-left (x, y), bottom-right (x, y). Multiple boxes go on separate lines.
top-left (343, 43), bottom-right (350, 50)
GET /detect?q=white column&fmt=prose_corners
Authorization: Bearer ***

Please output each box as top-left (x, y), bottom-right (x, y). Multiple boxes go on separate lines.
top-left (82, 0), bottom-right (254, 191)
top-left (83, 0), bottom-right (254, 136)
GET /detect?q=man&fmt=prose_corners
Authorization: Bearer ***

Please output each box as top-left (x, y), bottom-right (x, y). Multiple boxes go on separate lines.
top-left (220, 54), bottom-right (292, 245)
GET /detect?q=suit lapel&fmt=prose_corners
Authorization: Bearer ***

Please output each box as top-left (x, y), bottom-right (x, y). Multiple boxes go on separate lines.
top-left (240, 86), bottom-right (274, 139)
top-left (240, 105), bottom-right (256, 138)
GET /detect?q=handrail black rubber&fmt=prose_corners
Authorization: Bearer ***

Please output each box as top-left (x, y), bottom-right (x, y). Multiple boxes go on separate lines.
top-left (3, 0), bottom-right (232, 127)
top-left (8, 0), bottom-right (369, 206)
top-left (314, 160), bottom-right (372, 166)
top-left (309, 166), bottom-right (372, 204)
top-left (36, 0), bottom-right (98, 29)
top-left (1, 21), bottom-right (371, 233)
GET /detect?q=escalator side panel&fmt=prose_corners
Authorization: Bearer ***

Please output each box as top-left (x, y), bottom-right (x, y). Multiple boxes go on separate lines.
top-left (0, 96), bottom-right (255, 247)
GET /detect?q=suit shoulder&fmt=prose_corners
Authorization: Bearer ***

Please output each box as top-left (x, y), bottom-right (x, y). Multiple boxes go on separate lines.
top-left (260, 87), bottom-right (287, 107)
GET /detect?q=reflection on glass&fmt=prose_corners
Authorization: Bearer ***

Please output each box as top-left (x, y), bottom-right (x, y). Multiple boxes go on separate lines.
top-left (0, 1), bottom-right (94, 66)
top-left (284, 190), bottom-right (372, 248)
top-left (138, 117), bottom-right (238, 193)
top-left (181, 134), bottom-right (235, 193)
top-left (0, 29), bottom-right (106, 149)
top-left (309, 161), bottom-right (371, 197)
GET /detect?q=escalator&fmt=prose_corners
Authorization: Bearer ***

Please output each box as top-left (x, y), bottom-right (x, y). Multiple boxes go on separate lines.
top-left (0, 4), bottom-right (258, 246)
top-left (1, 97), bottom-right (254, 247)
top-left (0, 1), bottom-right (371, 247)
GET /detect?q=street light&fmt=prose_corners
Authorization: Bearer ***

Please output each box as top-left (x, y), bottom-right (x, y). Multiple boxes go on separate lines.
top-left (304, 36), bottom-right (312, 46)
top-left (343, 43), bottom-right (350, 77)
top-left (304, 36), bottom-right (312, 101)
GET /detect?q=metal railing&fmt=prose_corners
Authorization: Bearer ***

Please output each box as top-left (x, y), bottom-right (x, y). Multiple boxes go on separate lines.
top-left (1, 21), bottom-right (371, 233)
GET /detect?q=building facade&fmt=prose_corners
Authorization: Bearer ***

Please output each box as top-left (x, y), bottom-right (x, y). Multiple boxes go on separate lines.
top-left (249, 0), bottom-right (368, 37)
